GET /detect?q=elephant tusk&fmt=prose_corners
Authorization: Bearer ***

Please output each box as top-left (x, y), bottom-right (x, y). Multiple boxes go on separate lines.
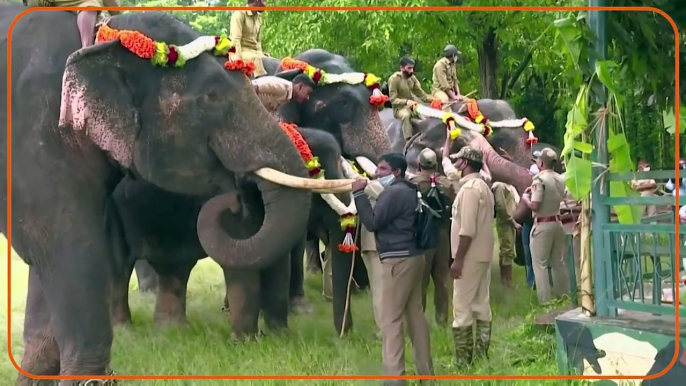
top-left (254, 168), bottom-right (355, 190)
top-left (355, 156), bottom-right (378, 178)
top-left (311, 185), bottom-right (354, 194)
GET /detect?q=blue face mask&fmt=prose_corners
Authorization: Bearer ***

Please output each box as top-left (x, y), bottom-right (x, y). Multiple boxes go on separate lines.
top-left (377, 174), bottom-right (396, 188)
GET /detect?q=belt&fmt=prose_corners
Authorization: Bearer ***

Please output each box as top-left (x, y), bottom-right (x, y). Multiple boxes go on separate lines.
top-left (559, 214), bottom-right (577, 224)
top-left (535, 215), bottom-right (560, 223)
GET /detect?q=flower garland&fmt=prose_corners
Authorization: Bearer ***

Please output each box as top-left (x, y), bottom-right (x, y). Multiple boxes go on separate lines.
top-left (280, 57), bottom-right (389, 107)
top-left (278, 122), bottom-right (358, 253)
top-left (95, 24), bottom-right (254, 77)
top-left (464, 98), bottom-right (538, 144)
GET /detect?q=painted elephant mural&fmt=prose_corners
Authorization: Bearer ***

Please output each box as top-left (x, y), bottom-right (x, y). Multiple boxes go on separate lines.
top-left (0, 8), bottom-right (360, 380)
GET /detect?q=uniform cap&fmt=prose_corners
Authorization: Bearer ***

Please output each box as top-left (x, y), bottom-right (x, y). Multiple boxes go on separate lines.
top-left (443, 44), bottom-right (461, 57)
top-left (536, 147), bottom-right (558, 164)
top-left (418, 148), bottom-right (438, 168)
top-left (453, 146), bottom-right (483, 163)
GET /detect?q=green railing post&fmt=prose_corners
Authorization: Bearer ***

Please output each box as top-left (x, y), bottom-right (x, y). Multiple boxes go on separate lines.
top-left (588, 0), bottom-right (614, 317)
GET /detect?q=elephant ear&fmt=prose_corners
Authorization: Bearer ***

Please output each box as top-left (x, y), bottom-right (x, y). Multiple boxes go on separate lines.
top-left (58, 40), bottom-right (140, 168)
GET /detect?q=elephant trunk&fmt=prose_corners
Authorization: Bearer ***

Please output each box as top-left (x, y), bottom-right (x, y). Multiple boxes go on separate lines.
top-left (341, 108), bottom-right (391, 165)
top-left (468, 134), bottom-right (532, 195)
top-left (196, 176), bottom-right (310, 270)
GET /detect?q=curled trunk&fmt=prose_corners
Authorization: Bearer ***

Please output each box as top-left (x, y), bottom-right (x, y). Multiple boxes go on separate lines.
top-left (196, 176), bottom-right (310, 270)
top-left (468, 134), bottom-right (532, 195)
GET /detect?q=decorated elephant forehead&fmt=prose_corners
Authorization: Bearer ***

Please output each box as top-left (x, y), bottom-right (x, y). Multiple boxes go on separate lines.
top-left (279, 57), bottom-right (388, 108)
top-left (95, 24), bottom-right (255, 77)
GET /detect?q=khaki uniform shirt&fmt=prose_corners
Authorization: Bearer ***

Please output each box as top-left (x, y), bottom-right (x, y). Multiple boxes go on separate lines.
top-left (251, 76), bottom-right (293, 113)
top-left (630, 178), bottom-right (657, 196)
top-left (492, 182), bottom-right (518, 227)
top-left (530, 169), bottom-right (567, 218)
top-left (431, 57), bottom-right (458, 95)
top-left (360, 181), bottom-right (385, 252)
top-left (387, 71), bottom-right (434, 112)
top-left (451, 173), bottom-right (495, 263)
top-left (229, 10), bottom-right (263, 57)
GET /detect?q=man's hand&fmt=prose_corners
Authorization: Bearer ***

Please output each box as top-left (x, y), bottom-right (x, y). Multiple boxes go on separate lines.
top-left (351, 178), bottom-right (368, 192)
top-left (524, 187), bottom-right (532, 195)
top-left (450, 258), bottom-right (464, 279)
top-left (456, 94), bottom-right (467, 101)
top-left (406, 100), bottom-right (416, 108)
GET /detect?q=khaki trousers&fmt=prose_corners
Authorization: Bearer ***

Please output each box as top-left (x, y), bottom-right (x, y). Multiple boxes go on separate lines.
top-left (452, 260), bottom-right (492, 328)
top-left (379, 256), bottom-right (433, 380)
top-left (241, 49), bottom-right (267, 78)
top-left (393, 108), bottom-right (415, 140)
top-left (496, 222), bottom-right (516, 266)
top-left (421, 226), bottom-right (451, 324)
top-left (530, 221), bottom-right (570, 304)
top-left (361, 250), bottom-right (383, 329)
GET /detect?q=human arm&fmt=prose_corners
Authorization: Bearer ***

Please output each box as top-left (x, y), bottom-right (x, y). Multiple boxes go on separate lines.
top-left (522, 180), bottom-right (543, 212)
top-left (353, 187), bottom-right (402, 233)
top-left (388, 76), bottom-right (409, 109)
top-left (441, 132), bottom-right (460, 180)
top-left (229, 11), bottom-right (246, 57)
top-left (450, 188), bottom-right (480, 278)
top-left (411, 77), bottom-right (436, 104)
top-left (433, 61), bottom-right (453, 95)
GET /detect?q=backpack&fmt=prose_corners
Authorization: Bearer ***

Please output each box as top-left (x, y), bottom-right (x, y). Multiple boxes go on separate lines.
top-left (413, 180), bottom-right (444, 250)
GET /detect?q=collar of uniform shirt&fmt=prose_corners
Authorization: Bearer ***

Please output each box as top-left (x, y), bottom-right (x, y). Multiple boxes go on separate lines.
top-left (458, 172), bottom-right (481, 184)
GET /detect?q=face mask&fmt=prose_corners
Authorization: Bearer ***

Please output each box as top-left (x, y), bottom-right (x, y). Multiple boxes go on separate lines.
top-left (377, 174), bottom-right (396, 188)
top-left (643, 167), bottom-right (650, 171)
top-left (529, 164), bottom-right (540, 175)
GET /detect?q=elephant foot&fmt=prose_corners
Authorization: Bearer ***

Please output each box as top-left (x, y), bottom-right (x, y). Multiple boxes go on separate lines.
top-left (154, 312), bottom-right (189, 328)
top-left (289, 296), bottom-right (313, 315)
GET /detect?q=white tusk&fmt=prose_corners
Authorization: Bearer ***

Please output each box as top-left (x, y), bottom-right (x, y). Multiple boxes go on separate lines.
top-left (312, 185), bottom-right (354, 194)
top-left (355, 156), bottom-right (378, 178)
top-left (254, 168), bottom-right (355, 190)
top-left (339, 157), bottom-right (363, 179)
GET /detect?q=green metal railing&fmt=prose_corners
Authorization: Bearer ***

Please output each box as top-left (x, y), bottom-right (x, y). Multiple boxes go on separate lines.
top-left (591, 169), bottom-right (686, 318)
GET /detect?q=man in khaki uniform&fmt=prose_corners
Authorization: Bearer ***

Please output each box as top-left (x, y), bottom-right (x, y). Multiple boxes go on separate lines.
top-left (230, 0), bottom-right (268, 78)
top-left (492, 182), bottom-right (519, 287)
top-left (251, 74), bottom-right (315, 116)
top-left (431, 44), bottom-right (463, 104)
top-left (559, 183), bottom-right (581, 287)
top-left (28, 0), bottom-right (121, 48)
top-left (388, 56), bottom-right (437, 141)
top-left (449, 146), bottom-right (495, 367)
top-left (409, 148), bottom-right (460, 326)
top-left (521, 148), bottom-right (570, 304)
top-left (359, 179), bottom-right (386, 336)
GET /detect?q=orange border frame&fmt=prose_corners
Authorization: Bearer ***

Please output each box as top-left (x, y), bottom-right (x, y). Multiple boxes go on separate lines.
top-left (5, 4), bottom-right (680, 382)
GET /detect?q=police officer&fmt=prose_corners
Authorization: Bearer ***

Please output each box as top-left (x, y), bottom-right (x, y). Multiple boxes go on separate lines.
top-left (431, 44), bottom-right (464, 105)
top-left (521, 148), bottom-right (570, 304)
top-left (409, 148), bottom-right (460, 326)
top-left (388, 56), bottom-right (438, 141)
top-left (449, 146), bottom-right (495, 367)
top-left (492, 181), bottom-right (519, 287)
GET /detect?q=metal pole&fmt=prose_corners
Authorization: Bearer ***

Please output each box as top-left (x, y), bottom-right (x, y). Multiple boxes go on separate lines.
top-left (588, 0), bottom-right (614, 317)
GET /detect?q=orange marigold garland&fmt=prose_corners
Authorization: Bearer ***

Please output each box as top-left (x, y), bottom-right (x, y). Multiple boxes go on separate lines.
top-left (338, 213), bottom-right (358, 253)
top-left (224, 60), bottom-right (256, 78)
top-left (278, 122), bottom-right (358, 253)
top-left (430, 99), bottom-right (443, 110)
top-left (280, 57), bottom-right (388, 107)
top-left (278, 122), bottom-right (323, 179)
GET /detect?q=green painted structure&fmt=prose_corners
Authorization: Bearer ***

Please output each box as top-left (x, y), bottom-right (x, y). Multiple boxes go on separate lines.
top-left (554, 1), bottom-right (685, 383)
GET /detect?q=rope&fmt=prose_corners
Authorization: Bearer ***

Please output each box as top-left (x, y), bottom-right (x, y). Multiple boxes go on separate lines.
top-left (339, 222), bottom-right (361, 338)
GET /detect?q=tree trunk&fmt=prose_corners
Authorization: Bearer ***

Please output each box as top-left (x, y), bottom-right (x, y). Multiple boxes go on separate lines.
top-left (478, 28), bottom-right (499, 99)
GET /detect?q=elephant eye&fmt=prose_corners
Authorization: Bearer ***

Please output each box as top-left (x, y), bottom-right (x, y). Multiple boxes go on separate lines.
top-left (203, 91), bottom-right (221, 103)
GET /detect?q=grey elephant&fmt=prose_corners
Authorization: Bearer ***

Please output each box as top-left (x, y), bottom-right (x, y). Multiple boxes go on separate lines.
top-left (121, 50), bottom-right (391, 337)
top-left (0, 7), bottom-right (357, 382)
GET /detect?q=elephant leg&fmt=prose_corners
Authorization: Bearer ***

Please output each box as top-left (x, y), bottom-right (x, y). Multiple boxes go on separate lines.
top-left (134, 260), bottom-right (159, 293)
top-left (15, 268), bottom-right (61, 386)
top-left (225, 268), bottom-right (261, 339)
top-left (289, 237), bottom-right (312, 314)
top-left (150, 261), bottom-right (197, 327)
top-left (351, 253), bottom-right (370, 291)
top-left (329, 229), bottom-right (354, 336)
top-left (305, 238), bottom-right (322, 274)
top-left (109, 256), bottom-right (134, 326)
top-left (260, 255), bottom-right (291, 332)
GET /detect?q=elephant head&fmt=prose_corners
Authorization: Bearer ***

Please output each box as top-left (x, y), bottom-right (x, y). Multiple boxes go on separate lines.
top-left (57, 13), bottom-right (349, 270)
top-left (400, 98), bottom-right (538, 195)
top-left (272, 49), bottom-right (391, 175)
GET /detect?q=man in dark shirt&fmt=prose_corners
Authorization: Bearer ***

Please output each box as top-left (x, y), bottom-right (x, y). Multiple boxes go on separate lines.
top-left (352, 153), bottom-right (433, 386)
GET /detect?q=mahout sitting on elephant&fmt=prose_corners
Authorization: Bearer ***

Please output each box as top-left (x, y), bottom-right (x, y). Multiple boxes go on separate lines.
top-left (0, 6), bottom-right (357, 381)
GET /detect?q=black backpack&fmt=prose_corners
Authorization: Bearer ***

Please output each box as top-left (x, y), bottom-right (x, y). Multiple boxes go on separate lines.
top-left (413, 181), bottom-right (444, 250)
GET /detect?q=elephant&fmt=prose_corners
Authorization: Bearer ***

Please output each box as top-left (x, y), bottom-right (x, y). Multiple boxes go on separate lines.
top-left (0, 7), bottom-right (360, 381)
top-left (120, 49), bottom-right (391, 337)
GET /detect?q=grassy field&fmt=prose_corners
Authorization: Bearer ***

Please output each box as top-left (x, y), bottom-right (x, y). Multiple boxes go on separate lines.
top-left (1, 235), bottom-right (587, 386)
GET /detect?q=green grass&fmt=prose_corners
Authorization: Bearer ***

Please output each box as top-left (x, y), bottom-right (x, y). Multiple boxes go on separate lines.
top-left (0, 235), bottom-right (591, 386)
